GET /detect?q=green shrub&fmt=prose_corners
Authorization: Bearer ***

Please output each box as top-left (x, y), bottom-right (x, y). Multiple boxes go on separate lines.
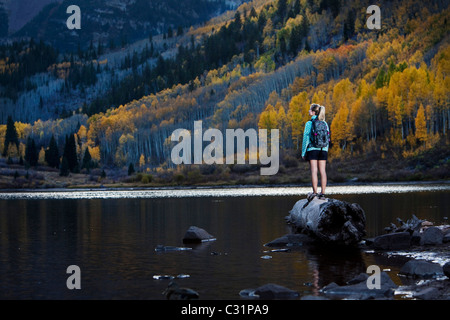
top-left (141, 174), bottom-right (152, 184)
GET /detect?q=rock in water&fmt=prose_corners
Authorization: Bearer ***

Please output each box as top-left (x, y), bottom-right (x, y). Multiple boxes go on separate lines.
top-left (420, 226), bottom-right (444, 245)
top-left (163, 281), bottom-right (199, 300)
top-left (155, 245), bottom-right (192, 252)
top-left (254, 283), bottom-right (299, 300)
top-left (182, 226), bottom-right (216, 244)
top-left (286, 198), bottom-right (366, 246)
top-left (443, 262), bottom-right (450, 278)
top-left (321, 272), bottom-right (397, 299)
top-left (264, 233), bottom-right (314, 247)
top-left (399, 260), bottom-right (444, 278)
top-left (240, 284), bottom-right (299, 300)
top-left (366, 232), bottom-right (411, 250)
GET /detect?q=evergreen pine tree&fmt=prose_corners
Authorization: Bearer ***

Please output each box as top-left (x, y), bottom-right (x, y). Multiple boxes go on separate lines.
top-left (63, 134), bottom-right (79, 173)
top-left (276, 0), bottom-right (287, 22)
top-left (289, 25), bottom-right (302, 55)
top-left (3, 116), bottom-right (19, 157)
top-left (45, 135), bottom-right (60, 169)
top-left (343, 10), bottom-right (355, 41)
top-left (177, 26), bottom-right (184, 37)
top-left (60, 156), bottom-right (70, 177)
top-left (293, 0), bottom-right (301, 16)
top-left (25, 137), bottom-right (38, 167)
top-left (82, 147), bottom-right (92, 173)
top-left (280, 35), bottom-right (287, 55)
top-left (375, 67), bottom-right (387, 89)
top-left (128, 163), bottom-right (135, 176)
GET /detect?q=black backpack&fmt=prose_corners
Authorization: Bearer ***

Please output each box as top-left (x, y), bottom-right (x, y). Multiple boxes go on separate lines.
top-left (310, 119), bottom-right (330, 149)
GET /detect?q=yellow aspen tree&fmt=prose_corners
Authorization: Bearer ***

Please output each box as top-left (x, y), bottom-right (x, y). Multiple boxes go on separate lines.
top-left (330, 102), bottom-right (352, 151)
top-left (331, 78), bottom-right (355, 121)
top-left (15, 122), bottom-right (31, 140)
top-left (18, 142), bottom-right (26, 159)
top-left (0, 124), bottom-right (6, 153)
top-left (288, 92), bottom-right (309, 149)
top-left (139, 154), bottom-right (146, 169)
top-left (425, 104), bottom-right (433, 133)
top-left (38, 147), bottom-right (46, 165)
top-left (312, 90), bottom-right (327, 106)
top-left (258, 104), bottom-right (278, 130)
top-left (276, 104), bottom-right (289, 147)
top-left (332, 79), bottom-right (355, 111)
top-left (89, 146), bottom-right (101, 163)
top-left (415, 104), bottom-right (427, 144)
top-left (228, 118), bottom-right (238, 129)
top-left (77, 125), bottom-right (87, 144)
top-left (349, 97), bottom-right (366, 140)
top-left (7, 143), bottom-right (19, 159)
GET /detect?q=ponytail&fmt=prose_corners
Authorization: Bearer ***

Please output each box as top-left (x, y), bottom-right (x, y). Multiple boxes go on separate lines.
top-left (318, 105), bottom-right (326, 121)
top-left (310, 103), bottom-right (326, 121)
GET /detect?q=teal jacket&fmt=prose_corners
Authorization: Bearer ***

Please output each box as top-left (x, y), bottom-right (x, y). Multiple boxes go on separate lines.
top-left (301, 115), bottom-right (329, 157)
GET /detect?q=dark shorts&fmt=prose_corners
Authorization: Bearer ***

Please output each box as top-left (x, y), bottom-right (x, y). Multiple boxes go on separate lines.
top-left (305, 150), bottom-right (328, 161)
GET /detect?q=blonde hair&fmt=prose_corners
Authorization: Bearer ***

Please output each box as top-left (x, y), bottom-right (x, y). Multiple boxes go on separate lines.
top-left (310, 103), bottom-right (326, 121)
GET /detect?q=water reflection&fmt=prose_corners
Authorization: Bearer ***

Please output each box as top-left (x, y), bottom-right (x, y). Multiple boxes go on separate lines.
top-left (0, 184), bottom-right (448, 299)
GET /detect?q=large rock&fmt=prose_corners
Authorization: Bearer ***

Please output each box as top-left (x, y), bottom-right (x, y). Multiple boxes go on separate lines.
top-left (321, 272), bottom-right (397, 299)
top-left (252, 283), bottom-right (299, 300)
top-left (443, 230), bottom-right (450, 243)
top-left (420, 227), bottom-right (444, 245)
top-left (413, 287), bottom-right (441, 300)
top-left (286, 198), bottom-right (366, 246)
top-left (399, 260), bottom-right (444, 278)
top-left (264, 233), bottom-right (314, 247)
top-left (300, 295), bottom-right (330, 300)
top-left (442, 262), bottom-right (450, 278)
top-left (366, 232), bottom-right (411, 250)
top-left (182, 226), bottom-right (216, 243)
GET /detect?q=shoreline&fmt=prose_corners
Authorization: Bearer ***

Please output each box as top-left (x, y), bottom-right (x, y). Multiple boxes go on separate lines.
top-left (0, 179), bottom-right (449, 193)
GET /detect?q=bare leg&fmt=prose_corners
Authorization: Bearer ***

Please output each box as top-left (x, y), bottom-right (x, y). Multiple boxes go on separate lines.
top-left (318, 160), bottom-right (327, 195)
top-left (309, 160), bottom-right (318, 194)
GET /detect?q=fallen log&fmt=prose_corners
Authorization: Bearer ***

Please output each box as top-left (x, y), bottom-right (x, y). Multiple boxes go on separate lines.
top-left (286, 197), bottom-right (366, 246)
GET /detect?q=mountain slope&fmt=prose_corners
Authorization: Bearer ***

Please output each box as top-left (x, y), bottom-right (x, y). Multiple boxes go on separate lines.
top-left (0, 0), bottom-right (252, 124)
top-left (0, 0), bottom-right (449, 184)
top-left (81, 0), bottom-right (449, 167)
top-left (0, 0), bottom-right (60, 34)
top-left (13, 0), bottom-right (245, 52)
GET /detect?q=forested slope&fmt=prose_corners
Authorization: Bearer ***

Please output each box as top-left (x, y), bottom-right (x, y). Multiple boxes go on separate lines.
top-left (0, 0), bottom-right (449, 186)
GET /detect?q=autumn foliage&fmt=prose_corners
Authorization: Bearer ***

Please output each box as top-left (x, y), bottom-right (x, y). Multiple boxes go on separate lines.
top-left (0, 0), bottom-right (449, 180)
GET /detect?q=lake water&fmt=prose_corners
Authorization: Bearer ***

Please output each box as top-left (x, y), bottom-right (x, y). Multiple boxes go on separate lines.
top-left (0, 183), bottom-right (449, 300)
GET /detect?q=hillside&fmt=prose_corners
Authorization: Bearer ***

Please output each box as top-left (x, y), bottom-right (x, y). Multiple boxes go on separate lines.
top-left (12, 0), bottom-right (246, 51)
top-left (0, 0), bottom-right (59, 34)
top-left (0, 0), bottom-right (252, 124)
top-left (0, 0), bottom-right (449, 188)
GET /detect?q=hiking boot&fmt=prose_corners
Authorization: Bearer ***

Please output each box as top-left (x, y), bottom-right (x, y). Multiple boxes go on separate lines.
top-left (307, 192), bottom-right (317, 201)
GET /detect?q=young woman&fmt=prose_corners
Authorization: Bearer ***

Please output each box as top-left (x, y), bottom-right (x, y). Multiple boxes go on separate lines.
top-left (301, 103), bottom-right (329, 200)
